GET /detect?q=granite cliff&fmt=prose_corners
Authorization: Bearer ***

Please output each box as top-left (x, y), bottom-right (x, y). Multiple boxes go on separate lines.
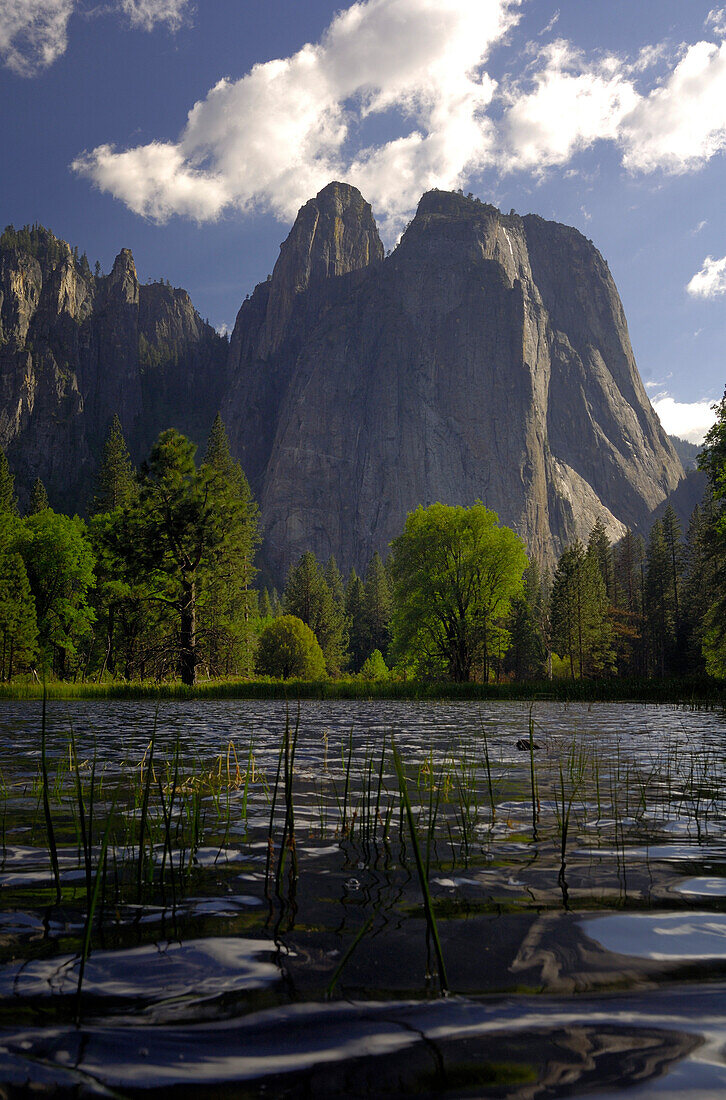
top-left (224, 183), bottom-right (684, 581)
top-left (0, 192), bottom-right (685, 576)
top-left (0, 225), bottom-right (226, 511)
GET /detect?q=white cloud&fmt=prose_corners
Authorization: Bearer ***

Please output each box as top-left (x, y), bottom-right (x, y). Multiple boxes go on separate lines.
top-left (692, 219), bottom-right (708, 234)
top-left (0, 0), bottom-right (192, 75)
top-left (73, 0), bottom-right (522, 235)
top-left (687, 254), bottom-right (726, 297)
top-left (651, 392), bottom-right (718, 444)
top-left (0, 0), bottom-right (74, 76)
top-left (538, 9), bottom-right (559, 37)
top-left (706, 7), bottom-right (726, 37)
top-left (499, 41), bottom-right (638, 172)
top-left (621, 42), bottom-right (726, 173)
top-left (120, 0), bottom-right (192, 32)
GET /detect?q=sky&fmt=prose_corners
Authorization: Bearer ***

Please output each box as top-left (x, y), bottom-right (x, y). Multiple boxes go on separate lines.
top-left (1, 1), bottom-right (726, 443)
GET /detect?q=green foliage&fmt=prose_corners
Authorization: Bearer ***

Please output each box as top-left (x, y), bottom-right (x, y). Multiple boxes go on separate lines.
top-left (283, 552), bottom-right (349, 674)
top-left (198, 414), bottom-right (260, 676)
top-left (504, 560), bottom-right (548, 680)
top-left (363, 552), bottom-right (392, 658)
top-left (15, 510), bottom-right (95, 675)
top-left (0, 448), bottom-right (17, 515)
top-left (697, 391), bottom-right (726, 675)
top-left (360, 649), bottom-right (389, 681)
top-left (550, 539), bottom-right (614, 679)
top-left (29, 478), bottom-right (49, 514)
top-left (389, 502), bottom-right (528, 682)
top-left (92, 415), bottom-right (136, 514)
top-left (256, 615), bottom-right (326, 679)
top-left (345, 570), bottom-right (367, 670)
top-left (0, 518), bottom-right (38, 678)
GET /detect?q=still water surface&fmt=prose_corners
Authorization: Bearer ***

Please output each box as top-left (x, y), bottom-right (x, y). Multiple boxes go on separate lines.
top-left (0, 699), bottom-right (725, 1096)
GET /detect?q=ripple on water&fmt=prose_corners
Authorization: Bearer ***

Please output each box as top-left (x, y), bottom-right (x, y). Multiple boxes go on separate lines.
top-left (582, 912), bottom-right (726, 961)
top-left (0, 937), bottom-right (280, 1000)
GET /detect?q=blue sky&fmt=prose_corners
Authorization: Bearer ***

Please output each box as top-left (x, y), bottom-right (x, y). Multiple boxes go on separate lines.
top-left (2, 0), bottom-right (726, 441)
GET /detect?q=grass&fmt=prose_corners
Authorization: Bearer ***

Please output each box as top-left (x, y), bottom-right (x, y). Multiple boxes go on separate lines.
top-left (0, 675), bottom-right (724, 703)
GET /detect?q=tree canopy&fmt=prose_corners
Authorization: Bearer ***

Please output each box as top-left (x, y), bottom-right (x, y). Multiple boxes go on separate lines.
top-left (389, 502), bottom-right (528, 681)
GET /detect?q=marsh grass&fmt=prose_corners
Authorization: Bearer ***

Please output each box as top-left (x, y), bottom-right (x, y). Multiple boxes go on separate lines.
top-left (2, 676), bottom-right (724, 704)
top-left (4, 701), bottom-right (725, 1005)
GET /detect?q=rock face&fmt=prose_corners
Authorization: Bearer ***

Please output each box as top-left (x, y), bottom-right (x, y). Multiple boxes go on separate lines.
top-left (224, 184), bottom-right (684, 582)
top-left (0, 226), bottom-right (226, 511)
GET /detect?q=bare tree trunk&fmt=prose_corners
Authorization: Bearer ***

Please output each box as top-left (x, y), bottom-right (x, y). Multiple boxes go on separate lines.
top-left (179, 578), bottom-right (197, 686)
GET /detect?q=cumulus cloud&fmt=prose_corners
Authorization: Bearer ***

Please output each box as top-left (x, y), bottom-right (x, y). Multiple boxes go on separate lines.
top-left (687, 254), bottom-right (726, 297)
top-left (620, 41), bottom-right (726, 173)
top-left (499, 41), bottom-right (638, 172)
top-left (0, 0), bottom-right (192, 75)
top-left (0, 0), bottom-right (74, 76)
top-left (67, 0), bottom-right (726, 228)
top-left (73, 0), bottom-right (521, 234)
top-left (651, 392), bottom-right (718, 444)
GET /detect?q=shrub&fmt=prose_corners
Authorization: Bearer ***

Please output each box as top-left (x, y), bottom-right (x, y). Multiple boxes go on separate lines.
top-left (256, 615), bottom-right (326, 680)
top-left (360, 649), bottom-right (389, 681)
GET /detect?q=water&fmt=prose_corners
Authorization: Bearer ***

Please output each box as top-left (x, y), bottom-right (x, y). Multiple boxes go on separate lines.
top-left (0, 698), bottom-right (725, 1096)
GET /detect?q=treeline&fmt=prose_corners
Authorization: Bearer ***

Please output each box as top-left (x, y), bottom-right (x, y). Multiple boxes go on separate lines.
top-left (1, 393), bottom-right (725, 685)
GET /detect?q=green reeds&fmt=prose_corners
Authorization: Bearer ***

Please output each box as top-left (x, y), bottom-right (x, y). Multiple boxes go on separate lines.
top-left (39, 689), bottom-right (61, 905)
top-left (392, 740), bottom-right (448, 994)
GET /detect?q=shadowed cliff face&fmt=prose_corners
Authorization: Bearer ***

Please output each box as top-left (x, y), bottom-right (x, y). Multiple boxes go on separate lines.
top-left (0, 227), bottom-right (227, 511)
top-left (224, 185), bottom-right (684, 582)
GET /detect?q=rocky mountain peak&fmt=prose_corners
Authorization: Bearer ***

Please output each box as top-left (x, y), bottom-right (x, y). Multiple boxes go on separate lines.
top-left (107, 248), bottom-right (139, 304)
top-left (254, 180), bottom-right (384, 359)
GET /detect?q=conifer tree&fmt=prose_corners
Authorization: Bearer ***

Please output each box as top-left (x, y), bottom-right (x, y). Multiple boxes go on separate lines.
top-left (345, 569), bottom-right (368, 671)
top-left (323, 556), bottom-right (346, 609)
top-left (362, 552), bottom-right (392, 659)
top-left (697, 390), bottom-right (726, 674)
top-left (680, 503), bottom-right (715, 674)
top-left (612, 528), bottom-right (646, 675)
top-left (661, 504), bottom-right (684, 663)
top-left (200, 414), bottom-right (260, 676)
top-left (283, 552), bottom-right (349, 674)
top-left (92, 415), bottom-right (136, 514)
top-left (505, 560), bottom-right (547, 680)
top-left (0, 448), bottom-right (17, 515)
top-left (645, 518), bottom-right (675, 676)
top-left (550, 540), bottom-right (614, 678)
top-left (29, 478), bottom-right (49, 514)
top-left (587, 518), bottom-right (614, 602)
top-left (0, 550), bottom-right (38, 679)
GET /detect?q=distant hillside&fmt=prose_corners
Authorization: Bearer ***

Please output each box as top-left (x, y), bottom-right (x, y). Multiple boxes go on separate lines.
top-left (668, 435), bottom-right (702, 471)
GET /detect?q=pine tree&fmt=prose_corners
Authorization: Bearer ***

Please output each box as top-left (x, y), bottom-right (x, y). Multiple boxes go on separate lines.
top-left (661, 504), bottom-right (684, 666)
top-left (324, 557), bottom-right (346, 608)
top-left (0, 550), bottom-right (38, 679)
top-left (680, 503), bottom-right (716, 674)
top-left (92, 415), bottom-right (136, 514)
top-left (504, 560), bottom-right (547, 680)
top-left (550, 540), bottom-right (614, 678)
top-left (0, 448), bottom-right (17, 515)
top-left (283, 552), bottom-right (349, 674)
top-left (29, 478), bottom-right (49, 514)
top-left (200, 414), bottom-right (260, 676)
top-left (697, 391), bottom-right (726, 675)
top-left (362, 552), bottom-right (392, 659)
top-left (612, 528), bottom-right (646, 675)
top-left (587, 518), bottom-right (614, 602)
top-left (645, 518), bottom-right (676, 676)
top-left (345, 569), bottom-right (368, 670)
top-left (259, 588), bottom-right (274, 619)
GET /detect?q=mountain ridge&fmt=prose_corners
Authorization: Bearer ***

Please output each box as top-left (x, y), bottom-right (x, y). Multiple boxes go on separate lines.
top-left (0, 190), bottom-right (685, 580)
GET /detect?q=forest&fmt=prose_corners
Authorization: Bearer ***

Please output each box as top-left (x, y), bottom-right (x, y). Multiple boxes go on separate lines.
top-left (0, 395), bottom-right (725, 688)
